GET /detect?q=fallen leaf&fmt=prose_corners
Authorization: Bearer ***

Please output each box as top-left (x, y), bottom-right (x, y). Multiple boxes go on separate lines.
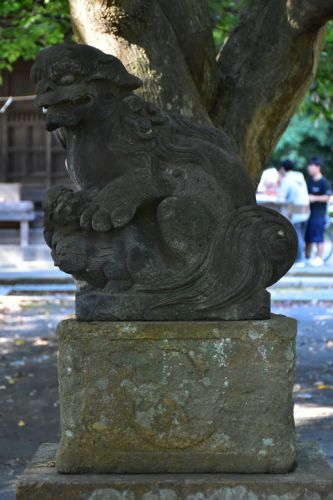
top-left (17, 420), bottom-right (25, 427)
top-left (92, 421), bottom-right (109, 431)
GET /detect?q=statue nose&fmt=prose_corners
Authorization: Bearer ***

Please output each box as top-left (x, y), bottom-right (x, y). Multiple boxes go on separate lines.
top-left (37, 79), bottom-right (56, 93)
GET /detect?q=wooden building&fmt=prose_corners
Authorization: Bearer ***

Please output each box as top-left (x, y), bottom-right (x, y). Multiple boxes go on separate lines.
top-left (0, 60), bottom-right (68, 205)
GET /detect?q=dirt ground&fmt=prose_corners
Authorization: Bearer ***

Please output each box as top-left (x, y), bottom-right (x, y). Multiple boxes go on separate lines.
top-left (0, 295), bottom-right (74, 500)
top-left (0, 296), bottom-right (332, 499)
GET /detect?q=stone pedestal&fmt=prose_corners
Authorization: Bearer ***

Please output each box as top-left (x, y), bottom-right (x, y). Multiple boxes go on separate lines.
top-left (16, 442), bottom-right (333, 499)
top-left (56, 315), bottom-right (296, 474)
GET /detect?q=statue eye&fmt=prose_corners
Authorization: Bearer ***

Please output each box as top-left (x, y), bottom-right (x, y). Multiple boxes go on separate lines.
top-left (59, 74), bottom-right (75, 85)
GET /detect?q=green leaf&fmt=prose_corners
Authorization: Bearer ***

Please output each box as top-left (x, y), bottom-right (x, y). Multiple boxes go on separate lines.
top-left (0, 0), bottom-right (72, 78)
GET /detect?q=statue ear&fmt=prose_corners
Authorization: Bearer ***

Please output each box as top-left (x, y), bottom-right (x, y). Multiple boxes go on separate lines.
top-left (84, 55), bottom-right (142, 90)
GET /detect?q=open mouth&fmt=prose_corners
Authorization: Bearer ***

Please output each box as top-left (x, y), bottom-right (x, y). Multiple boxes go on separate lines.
top-left (42, 94), bottom-right (93, 112)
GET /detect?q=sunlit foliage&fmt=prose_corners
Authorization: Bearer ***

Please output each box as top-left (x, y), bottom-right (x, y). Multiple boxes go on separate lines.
top-left (0, 0), bottom-right (71, 81)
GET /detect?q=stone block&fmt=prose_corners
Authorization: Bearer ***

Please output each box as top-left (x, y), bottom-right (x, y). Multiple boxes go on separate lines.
top-left (16, 442), bottom-right (333, 499)
top-left (55, 315), bottom-right (296, 474)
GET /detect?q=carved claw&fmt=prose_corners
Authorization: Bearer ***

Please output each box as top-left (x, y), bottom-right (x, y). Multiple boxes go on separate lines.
top-left (110, 206), bottom-right (137, 228)
top-left (79, 203), bottom-right (135, 232)
top-left (92, 209), bottom-right (112, 232)
top-left (80, 204), bottom-right (97, 230)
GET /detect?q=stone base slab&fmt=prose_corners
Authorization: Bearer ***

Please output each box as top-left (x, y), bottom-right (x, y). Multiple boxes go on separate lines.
top-left (16, 442), bottom-right (333, 499)
top-left (56, 316), bottom-right (297, 474)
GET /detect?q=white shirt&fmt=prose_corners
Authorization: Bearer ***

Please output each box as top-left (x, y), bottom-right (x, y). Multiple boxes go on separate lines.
top-left (277, 171), bottom-right (310, 223)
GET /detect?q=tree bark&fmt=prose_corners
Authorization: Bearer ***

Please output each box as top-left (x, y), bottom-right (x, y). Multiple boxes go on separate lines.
top-left (157, 0), bottom-right (217, 111)
top-left (212, 0), bottom-right (329, 183)
top-left (69, 0), bottom-right (211, 123)
top-left (68, 0), bottom-right (333, 182)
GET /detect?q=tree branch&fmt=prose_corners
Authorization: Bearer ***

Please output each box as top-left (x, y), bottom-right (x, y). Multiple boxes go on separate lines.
top-left (211, 0), bottom-right (331, 183)
top-left (288, 0), bottom-right (333, 30)
top-left (69, 0), bottom-right (211, 123)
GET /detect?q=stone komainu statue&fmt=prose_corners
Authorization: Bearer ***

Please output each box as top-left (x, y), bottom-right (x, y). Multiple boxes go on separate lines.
top-left (31, 43), bottom-right (297, 320)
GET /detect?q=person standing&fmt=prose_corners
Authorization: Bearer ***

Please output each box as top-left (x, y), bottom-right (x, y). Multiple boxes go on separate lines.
top-left (305, 157), bottom-right (332, 266)
top-left (278, 160), bottom-right (310, 266)
top-left (257, 167), bottom-right (279, 196)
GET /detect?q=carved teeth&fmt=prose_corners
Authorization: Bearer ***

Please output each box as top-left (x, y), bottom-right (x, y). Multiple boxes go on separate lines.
top-left (41, 95), bottom-right (91, 110)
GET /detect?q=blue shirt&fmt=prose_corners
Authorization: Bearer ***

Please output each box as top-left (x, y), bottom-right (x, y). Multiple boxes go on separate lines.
top-left (307, 176), bottom-right (332, 216)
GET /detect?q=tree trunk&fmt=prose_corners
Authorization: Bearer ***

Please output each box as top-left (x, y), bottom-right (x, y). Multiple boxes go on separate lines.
top-left (157, 0), bottom-right (218, 111)
top-left (69, 0), bottom-right (211, 123)
top-left (68, 0), bottom-right (333, 183)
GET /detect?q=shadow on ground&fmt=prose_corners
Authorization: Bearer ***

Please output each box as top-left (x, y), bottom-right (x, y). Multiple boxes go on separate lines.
top-left (0, 296), bottom-right (74, 500)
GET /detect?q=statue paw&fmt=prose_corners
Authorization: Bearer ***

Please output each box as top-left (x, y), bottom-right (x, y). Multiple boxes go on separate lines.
top-left (80, 181), bottom-right (138, 231)
top-left (80, 203), bottom-right (136, 231)
top-left (80, 205), bottom-right (112, 232)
